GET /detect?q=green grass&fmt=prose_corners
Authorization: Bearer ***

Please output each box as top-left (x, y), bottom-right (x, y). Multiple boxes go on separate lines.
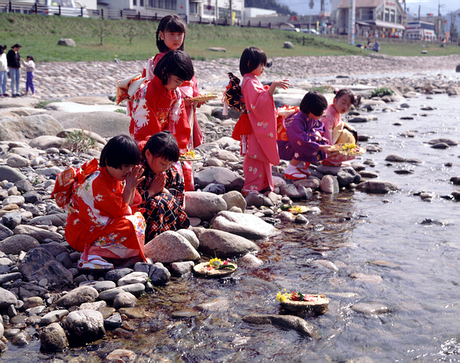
top-left (1, 13), bottom-right (459, 62)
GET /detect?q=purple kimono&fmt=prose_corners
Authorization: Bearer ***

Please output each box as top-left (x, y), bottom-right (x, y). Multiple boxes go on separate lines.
top-left (277, 110), bottom-right (328, 163)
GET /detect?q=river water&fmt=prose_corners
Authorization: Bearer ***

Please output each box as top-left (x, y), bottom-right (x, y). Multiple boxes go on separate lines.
top-left (3, 89), bottom-right (460, 362)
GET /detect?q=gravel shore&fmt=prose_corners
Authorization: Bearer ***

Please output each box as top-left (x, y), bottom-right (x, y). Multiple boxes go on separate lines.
top-left (19, 54), bottom-right (460, 101)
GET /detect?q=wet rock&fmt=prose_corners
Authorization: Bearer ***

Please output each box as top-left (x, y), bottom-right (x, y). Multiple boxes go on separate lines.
top-left (337, 166), bottom-right (360, 186)
top-left (55, 286), bottom-right (98, 308)
top-left (320, 175), bottom-right (339, 194)
top-left (245, 191), bottom-right (274, 207)
top-left (106, 349), bottom-right (137, 363)
top-left (280, 183), bottom-right (311, 200)
top-left (39, 322), bottom-right (68, 352)
top-left (195, 297), bottom-right (229, 311)
top-left (144, 230), bottom-right (200, 263)
top-left (184, 191), bottom-right (227, 220)
top-left (350, 273), bottom-right (383, 283)
top-left (428, 138), bottom-right (458, 146)
top-left (312, 260), bottom-right (339, 273)
top-left (105, 268), bottom-right (133, 283)
top-left (104, 313), bottom-right (123, 330)
top-left (238, 253), bottom-right (264, 268)
top-left (171, 309), bottom-right (201, 319)
top-left (191, 228), bottom-right (259, 258)
top-left (194, 167), bottom-right (244, 192)
top-left (113, 291), bottom-right (137, 309)
top-left (357, 181), bottom-right (399, 194)
top-left (10, 331), bottom-right (31, 346)
top-left (212, 211), bottom-right (278, 239)
top-left (242, 314), bottom-right (319, 339)
top-left (170, 261), bottom-right (195, 276)
top-left (351, 302), bottom-right (389, 315)
top-left (64, 310), bottom-right (105, 343)
top-left (19, 247), bottom-right (73, 286)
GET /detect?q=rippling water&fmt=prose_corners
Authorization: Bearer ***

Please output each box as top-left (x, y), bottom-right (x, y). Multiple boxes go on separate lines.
top-left (4, 91), bottom-right (460, 362)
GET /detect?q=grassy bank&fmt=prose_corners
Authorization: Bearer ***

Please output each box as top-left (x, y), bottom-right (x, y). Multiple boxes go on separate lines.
top-left (1, 13), bottom-right (459, 62)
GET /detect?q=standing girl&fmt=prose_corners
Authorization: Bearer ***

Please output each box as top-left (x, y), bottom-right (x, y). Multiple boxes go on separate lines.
top-left (137, 131), bottom-right (190, 242)
top-left (20, 55), bottom-right (35, 96)
top-left (130, 49), bottom-right (194, 155)
top-left (53, 135), bottom-right (147, 270)
top-left (321, 88), bottom-right (360, 166)
top-left (0, 45), bottom-right (7, 97)
top-left (239, 46), bottom-right (290, 195)
top-left (142, 15), bottom-right (204, 191)
top-left (277, 91), bottom-right (330, 180)
top-left (6, 43), bottom-right (21, 97)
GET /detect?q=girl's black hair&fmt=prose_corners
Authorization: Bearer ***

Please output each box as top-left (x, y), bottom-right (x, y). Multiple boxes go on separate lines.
top-left (156, 15), bottom-right (186, 53)
top-left (0, 45), bottom-right (6, 55)
top-left (154, 50), bottom-right (194, 85)
top-left (300, 91), bottom-right (328, 117)
top-left (239, 47), bottom-right (267, 76)
top-left (334, 88), bottom-right (361, 107)
top-left (143, 131), bottom-right (179, 162)
top-left (100, 134), bottom-right (140, 169)
top-left (27, 55), bottom-right (34, 61)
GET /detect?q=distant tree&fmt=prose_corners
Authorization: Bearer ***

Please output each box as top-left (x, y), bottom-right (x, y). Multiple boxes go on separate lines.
top-left (95, 17), bottom-right (109, 46)
top-left (245, 0), bottom-right (295, 16)
top-left (123, 19), bottom-right (143, 44)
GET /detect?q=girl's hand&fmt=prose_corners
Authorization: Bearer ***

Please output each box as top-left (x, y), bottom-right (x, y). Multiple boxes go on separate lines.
top-left (125, 165), bottom-right (144, 190)
top-left (184, 98), bottom-right (193, 107)
top-left (319, 145), bottom-right (332, 152)
top-left (273, 79), bottom-right (290, 90)
top-left (148, 172), bottom-right (167, 197)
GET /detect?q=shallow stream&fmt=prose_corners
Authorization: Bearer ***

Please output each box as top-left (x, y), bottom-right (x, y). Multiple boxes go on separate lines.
top-left (3, 90), bottom-right (460, 362)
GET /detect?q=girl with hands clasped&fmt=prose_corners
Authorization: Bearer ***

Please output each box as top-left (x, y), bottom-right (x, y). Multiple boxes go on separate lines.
top-left (239, 46), bottom-right (290, 195)
top-left (53, 135), bottom-right (147, 270)
top-left (137, 131), bottom-right (190, 242)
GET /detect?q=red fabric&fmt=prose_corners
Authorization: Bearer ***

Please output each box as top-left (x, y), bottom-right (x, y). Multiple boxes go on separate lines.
top-left (65, 165), bottom-right (145, 261)
top-left (129, 76), bottom-right (191, 152)
top-left (231, 113), bottom-right (251, 141)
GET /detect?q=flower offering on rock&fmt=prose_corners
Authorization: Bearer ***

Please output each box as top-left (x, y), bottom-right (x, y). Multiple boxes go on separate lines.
top-left (276, 289), bottom-right (329, 317)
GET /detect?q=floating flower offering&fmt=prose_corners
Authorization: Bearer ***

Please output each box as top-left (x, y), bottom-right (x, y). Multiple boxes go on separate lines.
top-left (279, 204), bottom-right (309, 214)
top-left (179, 150), bottom-right (202, 161)
top-left (276, 289), bottom-right (329, 316)
top-left (193, 258), bottom-right (237, 277)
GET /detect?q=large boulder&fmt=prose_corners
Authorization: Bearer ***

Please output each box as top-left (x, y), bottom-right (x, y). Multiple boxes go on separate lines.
top-left (212, 211), bottom-right (278, 239)
top-left (144, 231), bottom-right (200, 263)
top-left (0, 234), bottom-right (40, 254)
top-left (191, 228), bottom-right (259, 258)
top-left (185, 191), bottom-right (227, 220)
top-left (0, 114), bottom-right (63, 142)
top-left (64, 310), bottom-right (105, 343)
top-left (357, 180), bottom-right (399, 194)
top-left (19, 248), bottom-right (73, 287)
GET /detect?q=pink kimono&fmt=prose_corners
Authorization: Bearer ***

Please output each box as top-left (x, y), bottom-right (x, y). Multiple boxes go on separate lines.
top-left (241, 73), bottom-right (280, 193)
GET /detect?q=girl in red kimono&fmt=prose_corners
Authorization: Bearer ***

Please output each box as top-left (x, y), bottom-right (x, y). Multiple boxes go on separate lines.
top-left (142, 15), bottom-right (204, 191)
top-left (137, 131), bottom-right (190, 242)
top-left (239, 47), bottom-right (290, 195)
top-left (130, 50), bottom-right (195, 189)
top-left (57, 135), bottom-right (147, 270)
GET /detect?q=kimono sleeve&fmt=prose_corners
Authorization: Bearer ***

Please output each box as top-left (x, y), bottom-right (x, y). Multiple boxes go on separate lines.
top-left (91, 178), bottom-right (131, 219)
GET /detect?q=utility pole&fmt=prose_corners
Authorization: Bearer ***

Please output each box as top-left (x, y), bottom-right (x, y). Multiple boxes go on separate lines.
top-left (348, 0), bottom-right (355, 44)
top-left (309, 0), bottom-right (314, 31)
top-left (418, 5), bottom-right (420, 20)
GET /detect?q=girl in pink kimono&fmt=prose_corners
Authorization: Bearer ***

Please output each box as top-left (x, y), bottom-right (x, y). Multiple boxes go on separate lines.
top-left (238, 47), bottom-right (290, 195)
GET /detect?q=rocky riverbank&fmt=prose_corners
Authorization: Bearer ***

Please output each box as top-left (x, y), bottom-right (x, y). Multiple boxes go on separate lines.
top-left (0, 55), bottom-right (459, 358)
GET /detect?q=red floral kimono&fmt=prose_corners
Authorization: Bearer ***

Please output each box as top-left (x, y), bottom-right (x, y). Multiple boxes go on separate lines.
top-left (64, 160), bottom-right (146, 262)
top-left (129, 76), bottom-right (190, 152)
top-left (240, 73), bottom-right (280, 193)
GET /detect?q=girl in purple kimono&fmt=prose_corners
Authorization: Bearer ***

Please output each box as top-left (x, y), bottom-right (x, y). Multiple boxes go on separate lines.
top-left (278, 91), bottom-right (330, 180)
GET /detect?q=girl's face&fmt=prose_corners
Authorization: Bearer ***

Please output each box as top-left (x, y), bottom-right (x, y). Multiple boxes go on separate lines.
top-left (251, 63), bottom-right (265, 77)
top-left (106, 164), bottom-right (134, 181)
top-left (146, 150), bottom-right (174, 174)
top-left (165, 75), bottom-right (184, 91)
top-left (159, 30), bottom-right (185, 51)
top-left (333, 94), bottom-right (353, 114)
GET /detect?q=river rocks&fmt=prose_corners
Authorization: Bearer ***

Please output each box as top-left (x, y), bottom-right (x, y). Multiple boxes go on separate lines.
top-left (0, 234), bottom-right (40, 254)
top-left (39, 322), bottom-right (69, 352)
top-left (196, 296), bottom-right (229, 311)
top-left (144, 231), bottom-right (200, 263)
top-left (19, 247), bottom-right (73, 286)
top-left (242, 314), bottom-right (319, 339)
top-left (113, 291), bottom-right (137, 309)
top-left (351, 302), bottom-right (389, 315)
top-left (0, 287), bottom-right (18, 309)
top-left (191, 228), bottom-right (259, 258)
top-left (54, 286), bottom-right (98, 308)
top-left (320, 175), bottom-right (339, 194)
top-left (211, 211), bottom-right (278, 239)
top-left (221, 190), bottom-right (247, 211)
top-left (184, 191), bottom-right (227, 220)
top-left (64, 310), bottom-right (105, 343)
top-left (357, 180), bottom-right (399, 194)
top-left (194, 167), bottom-right (244, 192)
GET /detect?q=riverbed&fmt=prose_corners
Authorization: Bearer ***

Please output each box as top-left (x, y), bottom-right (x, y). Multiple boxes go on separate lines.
top-left (2, 84), bottom-right (460, 363)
